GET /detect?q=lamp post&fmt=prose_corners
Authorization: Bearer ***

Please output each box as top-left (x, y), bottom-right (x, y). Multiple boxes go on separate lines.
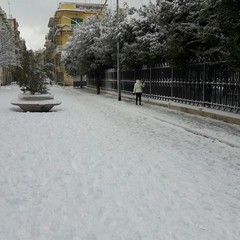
top-left (116, 0), bottom-right (121, 101)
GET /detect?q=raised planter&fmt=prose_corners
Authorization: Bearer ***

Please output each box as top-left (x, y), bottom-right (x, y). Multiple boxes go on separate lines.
top-left (11, 93), bottom-right (61, 112)
top-left (18, 93), bottom-right (54, 100)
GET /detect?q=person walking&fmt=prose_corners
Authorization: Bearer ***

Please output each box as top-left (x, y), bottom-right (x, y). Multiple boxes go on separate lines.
top-left (96, 78), bottom-right (101, 94)
top-left (133, 79), bottom-right (145, 105)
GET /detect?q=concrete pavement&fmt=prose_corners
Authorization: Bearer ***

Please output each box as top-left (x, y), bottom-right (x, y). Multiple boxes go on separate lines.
top-left (80, 86), bottom-right (240, 125)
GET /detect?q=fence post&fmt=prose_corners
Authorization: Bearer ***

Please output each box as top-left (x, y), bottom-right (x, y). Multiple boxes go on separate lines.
top-left (150, 68), bottom-right (152, 95)
top-left (202, 63), bottom-right (206, 105)
top-left (171, 66), bottom-right (174, 100)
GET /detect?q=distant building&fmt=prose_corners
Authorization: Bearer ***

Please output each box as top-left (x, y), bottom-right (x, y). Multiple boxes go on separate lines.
top-left (0, 6), bottom-right (24, 85)
top-left (35, 49), bottom-right (45, 68)
top-left (45, 2), bottom-right (108, 86)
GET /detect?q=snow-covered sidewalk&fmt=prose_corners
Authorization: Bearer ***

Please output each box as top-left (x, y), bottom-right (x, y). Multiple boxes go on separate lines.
top-left (0, 85), bottom-right (240, 240)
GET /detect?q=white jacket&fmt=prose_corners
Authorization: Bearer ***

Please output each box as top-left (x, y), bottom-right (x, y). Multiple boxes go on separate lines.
top-left (133, 80), bottom-right (145, 93)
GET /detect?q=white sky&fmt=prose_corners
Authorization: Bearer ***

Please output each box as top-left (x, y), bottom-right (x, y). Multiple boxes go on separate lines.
top-left (0, 0), bottom-right (155, 50)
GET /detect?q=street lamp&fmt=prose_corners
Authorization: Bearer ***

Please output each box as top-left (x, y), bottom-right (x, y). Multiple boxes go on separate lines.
top-left (116, 0), bottom-right (121, 101)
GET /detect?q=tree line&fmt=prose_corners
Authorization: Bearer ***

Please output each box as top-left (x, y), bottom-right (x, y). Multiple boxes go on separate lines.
top-left (62, 0), bottom-right (240, 75)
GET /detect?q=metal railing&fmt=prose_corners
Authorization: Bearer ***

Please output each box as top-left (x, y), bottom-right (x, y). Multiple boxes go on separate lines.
top-left (85, 62), bottom-right (240, 113)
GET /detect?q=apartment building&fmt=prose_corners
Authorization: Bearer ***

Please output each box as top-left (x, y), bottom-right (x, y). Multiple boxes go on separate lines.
top-left (0, 6), bottom-right (23, 86)
top-left (45, 2), bottom-right (107, 86)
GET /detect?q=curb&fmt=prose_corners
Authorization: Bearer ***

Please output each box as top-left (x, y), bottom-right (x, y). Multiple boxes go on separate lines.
top-left (147, 99), bottom-right (240, 125)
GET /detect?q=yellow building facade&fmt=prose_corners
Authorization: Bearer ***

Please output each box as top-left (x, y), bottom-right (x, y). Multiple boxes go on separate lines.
top-left (45, 2), bottom-right (107, 86)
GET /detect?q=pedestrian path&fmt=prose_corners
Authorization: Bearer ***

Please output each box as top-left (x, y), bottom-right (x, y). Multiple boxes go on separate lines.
top-left (1, 85), bottom-right (240, 240)
top-left (82, 86), bottom-right (240, 125)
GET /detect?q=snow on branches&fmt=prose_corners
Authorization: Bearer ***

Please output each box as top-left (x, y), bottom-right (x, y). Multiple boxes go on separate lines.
top-left (62, 0), bottom-right (240, 73)
top-left (0, 30), bottom-right (19, 67)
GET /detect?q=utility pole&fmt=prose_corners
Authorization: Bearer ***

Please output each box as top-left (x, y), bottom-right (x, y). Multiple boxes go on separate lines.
top-left (8, 0), bottom-right (11, 18)
top-left (116, 0), bottom-right (121, 101)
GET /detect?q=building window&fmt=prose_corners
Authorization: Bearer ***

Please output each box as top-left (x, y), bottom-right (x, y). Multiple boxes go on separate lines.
top-left (71, 18), bottom-right (83, 25)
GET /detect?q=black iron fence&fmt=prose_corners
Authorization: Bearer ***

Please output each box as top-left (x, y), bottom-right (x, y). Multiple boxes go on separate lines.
top-left (84, 62), bottom-right (240, 113)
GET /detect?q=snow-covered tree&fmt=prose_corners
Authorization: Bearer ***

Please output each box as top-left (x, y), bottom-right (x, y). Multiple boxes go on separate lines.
top-left (196, 0), bottom-right (240, 63)
top-left (0, 30), bottom-right (19, 67)
top-left (62, 0), bottom-right (240, 73)
top-left (92, 12), bottom-right (118, 69)
top-left (12, 47), bottom-right (48, 94)
top-left (120, 2), bottom-right (171, 69)
top-left (119, 8), bottom-right (149, 69)
top-left (159, 0), bottom-right (203, 66)
top-left (62, 16), bottom-right (102, 74)
top-left (42, 62), bottom-right (54, 80)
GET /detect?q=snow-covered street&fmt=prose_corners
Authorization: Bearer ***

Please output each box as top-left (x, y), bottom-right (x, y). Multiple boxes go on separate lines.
top-left (0, 85), bottom-right (240, 240)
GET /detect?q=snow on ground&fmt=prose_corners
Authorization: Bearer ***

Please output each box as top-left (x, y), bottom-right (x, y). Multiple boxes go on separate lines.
top-left (0, 85), bottom-right (240, 240)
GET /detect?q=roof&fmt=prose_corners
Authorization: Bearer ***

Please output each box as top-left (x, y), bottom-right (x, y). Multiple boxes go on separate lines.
top-left (59, 2), bottom-right (108, 8)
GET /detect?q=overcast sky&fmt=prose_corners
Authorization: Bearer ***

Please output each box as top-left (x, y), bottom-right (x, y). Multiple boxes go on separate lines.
top-left (0, 0), bottom-right (154, 50)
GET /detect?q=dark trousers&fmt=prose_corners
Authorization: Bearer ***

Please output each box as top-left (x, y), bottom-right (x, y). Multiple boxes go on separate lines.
top-left (136, 92), bottom-right (142, 105)
top-left (97, 86), bottom-right (100, 94)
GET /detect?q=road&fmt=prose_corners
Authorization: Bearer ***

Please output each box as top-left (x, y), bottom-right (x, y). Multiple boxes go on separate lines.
top-left (0, 85), bottom-right (240, 240)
